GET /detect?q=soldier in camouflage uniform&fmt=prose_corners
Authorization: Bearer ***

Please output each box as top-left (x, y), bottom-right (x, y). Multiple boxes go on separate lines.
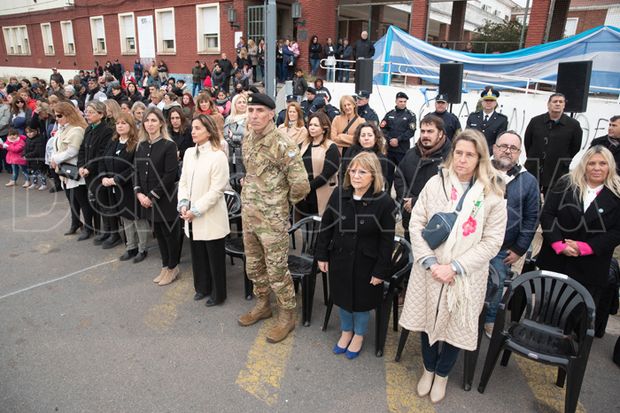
top-left (237, 93), bottom-right (310, 343)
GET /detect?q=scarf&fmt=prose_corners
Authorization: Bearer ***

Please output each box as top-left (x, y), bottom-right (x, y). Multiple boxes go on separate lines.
top-left (438, 170), bottom-right (486, 331)
top-left (417, 134), bottom-right (446, 159)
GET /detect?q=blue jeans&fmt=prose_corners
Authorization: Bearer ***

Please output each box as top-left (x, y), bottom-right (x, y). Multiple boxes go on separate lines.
top-left (486, 249), bottom-right (509, 324)
top-left (11, 164), bottom-right (28, 182)
top-left (421, 332), bottom-right (460, 377)
top-left (339, 307), bottom-right (370, 336)
top-left (192, 82), bottom-right (202, 96)
top-left (310, 58), bottom-right (321, 76)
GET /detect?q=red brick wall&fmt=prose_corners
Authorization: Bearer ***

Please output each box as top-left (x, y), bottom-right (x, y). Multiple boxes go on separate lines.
top-left (409, 0), bottom-right (429, 41)
top-left (297, 0), bottom-right (338, 76)
top-left (525, 0), bottom-right (551, 47)
top-left (568, 9), bottom-right (608, 33)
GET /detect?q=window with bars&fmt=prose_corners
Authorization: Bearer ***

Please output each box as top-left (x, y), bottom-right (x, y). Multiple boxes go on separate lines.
top-left (247, 5), bottom-right (265, 45)
top-left (197, 4), bottom-right (220, 54)
top-left (60, 20), bottom-right (75, 55)
top-left (40, 23), bottom-right (54, 55)
top-left (90, 16), bottom-right (107, 54)
top-left (119, 13), bottom-right (136, 54)
top-left (155, 8), bottom-right (176, 53)
top-left (2, 25), bottom-right (30, 55)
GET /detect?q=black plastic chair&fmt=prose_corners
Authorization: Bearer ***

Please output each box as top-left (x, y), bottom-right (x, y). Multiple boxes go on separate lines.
top-left (287, 215), bottom-right (323, 327)
top-left (394, 265), bottom-right (501, 390)
top-left (223, 190), bottom-right (253, 300)
top-left (477, 270), bottom-right (596, 413)
top-left (322, 236), bottom-right (413, 357)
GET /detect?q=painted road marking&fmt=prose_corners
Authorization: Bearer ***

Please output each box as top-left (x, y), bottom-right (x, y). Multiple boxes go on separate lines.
top-left (0, 258), bottom-right (118, 301)
top-left (384, 330), bottom-right (436, 413)
top-left (144, 273), bottom-right (192, 331)
top-left (516, 356), bottom-right (586, 412)
top-left (236, 316), bottom-right (295, 406)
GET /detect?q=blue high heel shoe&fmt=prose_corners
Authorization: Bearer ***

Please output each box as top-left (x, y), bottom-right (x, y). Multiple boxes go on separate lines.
top-left (345, 344), bottom-right (363, 359)
top-left (332, 343), bottom-right (348, 354)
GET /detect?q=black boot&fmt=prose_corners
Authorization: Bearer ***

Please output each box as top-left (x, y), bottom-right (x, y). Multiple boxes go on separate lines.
top-left (102, 234), bottom-right (122, 249)
top-left (77, 230), bottom-right (94, 241)
top-left (93, 232), bottom-right (110, 245)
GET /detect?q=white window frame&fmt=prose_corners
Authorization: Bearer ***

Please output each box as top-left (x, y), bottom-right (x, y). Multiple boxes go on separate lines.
top-left (2, 25), bottom-right (30, 56)
top-left (564, 17), bottom-right (579, 38)
top-left (155, 7), bottom-right (176, 54)
top-left (196, 3), bottom-right (221, 54)
top-left (89, 15), bottom-right (107, 55)
top-left (40, 22), bottom-right (55, 55)
top-left (60, 20), bottom-right (76, 55)
top-left (118, 12), bottom-right (137, 55)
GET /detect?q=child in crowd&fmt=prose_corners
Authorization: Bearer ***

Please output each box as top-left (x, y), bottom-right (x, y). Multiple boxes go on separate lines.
top-left (45, 129), bottom-right (62, 192)
top-left (3, 128), bottom-right (28, 187)
top-left (215, 89), bottom-right (231, 118)
top-left (23, 126), bottom-right (47, 190)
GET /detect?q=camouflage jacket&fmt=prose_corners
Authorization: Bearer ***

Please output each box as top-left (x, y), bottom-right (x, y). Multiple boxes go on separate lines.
top-left (241, 122), bottom-right (310, 225)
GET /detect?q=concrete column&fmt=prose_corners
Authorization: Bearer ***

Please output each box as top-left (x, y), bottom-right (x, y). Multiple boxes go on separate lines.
top-left (439, 23), bottom-right (449, 41)
top-left (448, 0), bottom-right (467, 43)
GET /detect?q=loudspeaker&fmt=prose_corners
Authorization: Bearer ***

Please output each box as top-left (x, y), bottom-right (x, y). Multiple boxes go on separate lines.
top-left (556, 61), bottom-right (592, 113)
top-left (355, 58), bottom-right (373, 94)
top-left (439, 62), bottom-right (463, 104)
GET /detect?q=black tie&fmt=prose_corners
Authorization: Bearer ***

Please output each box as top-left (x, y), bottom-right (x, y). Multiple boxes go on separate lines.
top-left (484, 115), bottom-right (489, 123)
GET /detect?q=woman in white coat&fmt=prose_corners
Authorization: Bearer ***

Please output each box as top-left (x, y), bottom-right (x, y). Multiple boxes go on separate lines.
top-left (399, 129), bottom-right (506, 403)
top-left (178, 114), bottom-right (230, 306)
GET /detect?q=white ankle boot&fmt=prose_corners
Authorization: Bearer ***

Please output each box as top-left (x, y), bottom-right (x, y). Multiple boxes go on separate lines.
top-left (430, 375), bottom-right (449, 403)
top-left (417, 369), bottom-right (435, 397)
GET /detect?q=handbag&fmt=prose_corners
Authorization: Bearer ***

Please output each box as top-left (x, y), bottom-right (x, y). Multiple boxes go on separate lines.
top-left (421, 173), bottom-right (473, 250)
top-left (58, 162), bottom-right (79, 180)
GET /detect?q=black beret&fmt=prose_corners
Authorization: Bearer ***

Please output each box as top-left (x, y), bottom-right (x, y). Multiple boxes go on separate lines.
top-left (247, 93), bottom-right (276, 109)
top-left (396, 91), bottom-right (409, 100)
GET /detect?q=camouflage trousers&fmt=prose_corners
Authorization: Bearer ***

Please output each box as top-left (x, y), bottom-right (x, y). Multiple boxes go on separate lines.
top-left (243, 227), bottom-right (296, 310)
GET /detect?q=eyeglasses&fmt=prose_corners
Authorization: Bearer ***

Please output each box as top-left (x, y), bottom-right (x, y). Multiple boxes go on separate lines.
top-left (495, 144), bottom-right (521, 153)
top-left (55, 113), bottom-right (63, 118)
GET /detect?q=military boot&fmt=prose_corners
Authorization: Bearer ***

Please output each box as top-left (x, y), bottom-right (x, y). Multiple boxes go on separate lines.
top-left (238, 295), bottom-right (272, 326)
top-left (265, 308), bottom-right (296, 343)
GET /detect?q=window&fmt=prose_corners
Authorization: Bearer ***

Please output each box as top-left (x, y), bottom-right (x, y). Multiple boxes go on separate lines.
top-left (155, 8), bottom-right (176, 53)
top-left (90, 16), bottom-right (107, 54)
top-left (60, 20), bottom-right (75, 55)
top-left (196, 4), bottom-right (220, 53)
top-left (118, 13), bottom-right (136, 54)
top-left (40, 23), bottom-right (54, 55)
top-left (564, 18), bottom-right (578, 38)
top-left (2, 25), bottom-right (30, 55)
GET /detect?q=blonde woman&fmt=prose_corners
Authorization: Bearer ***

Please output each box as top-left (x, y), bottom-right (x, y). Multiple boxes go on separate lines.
top-left (538, 145), bottom-right (620, 336)
top-left (331, 95), bottom-right (365, 153)
top-left (296, 112), bottom-right (340, 217)
top-left (223, 94), bottom-right (247, 174)
top-left (399, 129), bottom-right (506, 403)
top-left (277, 101), bottom-right (308, 145)
top-left (135, 107), bottom-right (181, 286)
top-left (315, 152), bottom-right (395, 359)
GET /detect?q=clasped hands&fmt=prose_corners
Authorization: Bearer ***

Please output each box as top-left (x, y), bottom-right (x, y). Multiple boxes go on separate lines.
top-left (137, 193), bottom-right (152, 208)
top-left (561, 239), bottom-right (581, 257)
top-left (317, 261), bottom-right (383, 286)
top-left (430, 264), bottom-right (456, 285)
top-left (179, 206), bottom-right (195, 222)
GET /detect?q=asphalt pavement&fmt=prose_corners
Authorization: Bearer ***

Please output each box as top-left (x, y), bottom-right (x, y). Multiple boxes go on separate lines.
top-left (1, 185), bottom-right (619, 413)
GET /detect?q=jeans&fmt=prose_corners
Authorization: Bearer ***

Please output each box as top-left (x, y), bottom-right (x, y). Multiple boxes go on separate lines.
top-left (192, 82), bottom-right (202, 96)
top-left (11, 164), bottom-right (28, 182)
top-left (326, 65), bottom-right (335, 83)
top-left (486, 249), bottom-right (509, 324)
top-left (310, 58), bottom-right (320, 76)
top-left (421, 332), bottom-right (460, 377)
top-left (339, 307), bottom-right (370, 336)
top-left (122, 216), bottom-right (150, 252)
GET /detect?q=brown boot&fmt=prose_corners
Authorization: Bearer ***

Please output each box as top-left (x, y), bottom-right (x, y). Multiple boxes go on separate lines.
top-left (265, 308), bottom-right (296, 343)
top-left (238, 295), bottom-right (272, 326)
top-left (158, 267), bottom-right (179, 286)
top-left (153, 267), bottom-right (168, 283)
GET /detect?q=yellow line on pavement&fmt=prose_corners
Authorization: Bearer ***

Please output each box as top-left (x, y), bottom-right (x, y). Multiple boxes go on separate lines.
top-left (144, 274), bottom-right (192, 331)
top-left (516, 356), bottom-right (586, 413)
top-left (236, 316), bottom-right (295, 407)
top-left (384, 329), bottom-right (436, 413)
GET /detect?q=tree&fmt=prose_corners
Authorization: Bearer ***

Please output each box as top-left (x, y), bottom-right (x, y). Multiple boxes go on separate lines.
top-left (473, 20), bottom-right (526, 53)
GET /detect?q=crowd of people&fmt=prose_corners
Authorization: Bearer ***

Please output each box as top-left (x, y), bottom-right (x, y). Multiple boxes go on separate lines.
top-left (1, 61), bottom-right (619, 402)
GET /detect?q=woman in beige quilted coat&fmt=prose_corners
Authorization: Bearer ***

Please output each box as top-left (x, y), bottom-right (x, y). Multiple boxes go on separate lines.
top-left (399, 129), bottom-right (506, 403)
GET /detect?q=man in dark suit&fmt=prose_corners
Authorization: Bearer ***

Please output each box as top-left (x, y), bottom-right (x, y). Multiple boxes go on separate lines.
top-left (590, 115), bottom-right (620, 173)
top-left (466, 88), bottom-right (508, 150)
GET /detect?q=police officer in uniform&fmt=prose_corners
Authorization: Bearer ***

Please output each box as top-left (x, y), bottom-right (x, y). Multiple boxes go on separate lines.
top-left (431, 93), bottom-right (461, 140)
top-left (276, 95), bottom-right (297, 127)
top-left (466, 88), bottom-right (508, 149)
top-left (355, 90), bottom-right (379, 125)
top-left (300, 87), bottom-right (318, 121)
top-left (237, 93), bottom-right (310, 343)
top-left (380, 91), bottom-right (416, 189)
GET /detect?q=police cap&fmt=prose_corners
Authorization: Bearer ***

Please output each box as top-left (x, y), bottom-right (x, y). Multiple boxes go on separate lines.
top-left (436, 93), bottom-right (448, 102)
top-left (355, 90), bottom-right (370, 99)
top-left (481, 88), bottom-right (500, 100)
top-left (396, 91), bottom-right (409, 100)
top-left (286, 94), bottom-right (296, 102)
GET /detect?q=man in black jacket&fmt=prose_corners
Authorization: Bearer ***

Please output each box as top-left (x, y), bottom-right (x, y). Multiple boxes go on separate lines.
top-left (524, 93), bottom-right (583, 194)
top-left (381, 91), bottom-right (416, 190)
top-left (431, 94), bottom-right (461, 140)
top-left (353, 31), bottom-right (375, 59)
top-left (589, 115), bottom-right (620, 173)
top-left (217, 53), bottom-right (233, 93)
top-left (394, 114), bottom-right (450, 241)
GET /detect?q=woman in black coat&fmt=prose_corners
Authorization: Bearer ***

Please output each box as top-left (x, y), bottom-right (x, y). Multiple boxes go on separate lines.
top-left (340, 122), bottom-right (389, 183)
top-left (315, 151), bottom-right (395, 359)
top-left (78, 101), bottom-right (114, 241)
top-left (134, 107), bottom-right (181, 286)
top-left (538, 145), bottom-right (620, 335)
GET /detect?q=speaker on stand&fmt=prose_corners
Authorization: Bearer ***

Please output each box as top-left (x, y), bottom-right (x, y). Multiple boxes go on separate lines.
top-left (556, 61), bottom-right (592, 115)
top-left (439, 62), bottom-right (463, 113)
top-left (355, 58), bottom-right (374, 95)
